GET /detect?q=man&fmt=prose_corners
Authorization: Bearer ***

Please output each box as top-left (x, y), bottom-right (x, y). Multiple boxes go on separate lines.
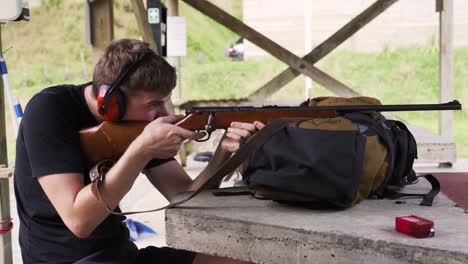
top-left (14, 39), bottom-right (264, 263)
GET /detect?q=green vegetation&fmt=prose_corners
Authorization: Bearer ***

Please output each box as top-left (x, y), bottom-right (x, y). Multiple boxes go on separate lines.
top-left (1, 1), bottom-right (467, 164)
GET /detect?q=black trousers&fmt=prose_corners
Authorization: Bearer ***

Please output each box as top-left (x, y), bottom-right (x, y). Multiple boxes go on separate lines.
top-left (74, 242), bottom-right (196, 264)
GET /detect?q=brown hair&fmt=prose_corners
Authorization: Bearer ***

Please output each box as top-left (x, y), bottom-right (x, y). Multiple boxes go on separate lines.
top-left (92, 39), bottom-right (176, 97)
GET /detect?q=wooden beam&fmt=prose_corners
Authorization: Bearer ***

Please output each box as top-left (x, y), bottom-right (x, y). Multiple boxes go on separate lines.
top-left (130, 0), bottom-right (158, 52)
top-left (89, 0), bottom-right (114, 64)
top-left (249, 0), bottom-right (399, 100)
top-left (438, 0), bottom-right (454, 139)
top-left (182, 0), bottom-right (359, 97)
top-left (0, 24), bottom-right (13, 264)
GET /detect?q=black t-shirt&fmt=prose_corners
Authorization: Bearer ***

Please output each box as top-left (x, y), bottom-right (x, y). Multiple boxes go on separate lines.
top-left (14, 83), bottom-right (172, 263)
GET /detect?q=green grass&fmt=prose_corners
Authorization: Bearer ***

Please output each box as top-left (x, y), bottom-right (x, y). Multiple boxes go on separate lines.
top-left (1, 1), bottom-right (467, 164)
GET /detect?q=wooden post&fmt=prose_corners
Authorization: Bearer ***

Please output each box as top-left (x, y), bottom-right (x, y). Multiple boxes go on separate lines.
top-left (438, 0), bottom-right (454, 139)
top-left (0, 25), bottom-right (8, 167)
top-left (0, 24), bottom-right (13, 264)
top-left (0, 175), bottom-right (12, 264)
top-left (89, 0), bottom-right (114, 64)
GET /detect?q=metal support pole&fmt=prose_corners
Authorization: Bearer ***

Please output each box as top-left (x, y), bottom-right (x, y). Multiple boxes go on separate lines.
top-left (438, 0), bottom-right (454, 139)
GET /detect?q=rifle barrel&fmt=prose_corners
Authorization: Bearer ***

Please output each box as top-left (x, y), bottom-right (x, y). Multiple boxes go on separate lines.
top-left (186, 100), bottom-right (461, 113)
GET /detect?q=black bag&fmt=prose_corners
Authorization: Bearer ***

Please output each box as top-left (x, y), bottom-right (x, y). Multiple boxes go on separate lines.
top-left (241, 97), bottom-right (439, 208)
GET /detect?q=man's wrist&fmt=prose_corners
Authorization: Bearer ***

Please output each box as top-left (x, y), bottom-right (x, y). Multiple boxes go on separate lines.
top-left (127, 136), bottom-right (152, 166)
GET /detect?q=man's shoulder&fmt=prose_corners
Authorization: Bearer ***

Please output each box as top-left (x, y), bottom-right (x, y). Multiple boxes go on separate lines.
top-left (33, 83), bottom-right (87, 99)
top-left (27, 83), bottom-right (88, 108)
top-left (21, 83), bottom-right (89, 124)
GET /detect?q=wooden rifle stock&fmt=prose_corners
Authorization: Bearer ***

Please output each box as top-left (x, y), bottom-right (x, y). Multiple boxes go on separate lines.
top-left (80, 121), bottom-right (147, 170)
top-left (80, 100), bottom-right (462, 169)
top-left (79, 109), bottom-right (336, 168)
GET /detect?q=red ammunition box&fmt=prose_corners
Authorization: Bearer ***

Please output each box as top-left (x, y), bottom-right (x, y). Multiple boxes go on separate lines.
top-left (395, 215), bottom-right (434, 238)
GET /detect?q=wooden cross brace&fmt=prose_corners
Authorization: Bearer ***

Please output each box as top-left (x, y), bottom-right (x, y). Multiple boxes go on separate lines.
top-left (182, 0), bottom-right (399, 99)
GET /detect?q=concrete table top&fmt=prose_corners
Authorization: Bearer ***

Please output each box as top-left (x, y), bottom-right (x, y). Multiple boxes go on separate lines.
top-left (166, 181), bottom-right (468, 264)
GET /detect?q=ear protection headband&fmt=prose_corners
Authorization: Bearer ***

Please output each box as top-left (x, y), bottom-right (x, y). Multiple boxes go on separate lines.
top-left (97, 52), bottom-right (152, 121)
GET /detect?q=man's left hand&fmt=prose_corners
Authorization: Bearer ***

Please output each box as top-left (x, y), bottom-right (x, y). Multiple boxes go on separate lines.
top-left (220, 121), bottom-right (265, 152)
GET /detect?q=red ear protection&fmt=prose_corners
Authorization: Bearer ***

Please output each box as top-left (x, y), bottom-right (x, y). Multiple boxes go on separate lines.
top-left (97, 52), bottom-right (152, 121)
top-left (97, 84), bottom-right (127, 121)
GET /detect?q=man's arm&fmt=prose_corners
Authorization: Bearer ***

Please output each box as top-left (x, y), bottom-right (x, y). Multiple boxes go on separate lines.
top-left (38, 115), bottom-right (202, 238)
top-left (143, 160), bottom-right (192, 202)
top-left (144, 121), bottom-right (265, 201)
top-left (38, 138), bottom-right (150, 238)
top-left (143, 146), bottom-right (232, 202)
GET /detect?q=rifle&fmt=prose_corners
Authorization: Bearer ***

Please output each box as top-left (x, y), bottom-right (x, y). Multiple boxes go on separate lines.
top-left (80, 100), bottom-right (462, 169)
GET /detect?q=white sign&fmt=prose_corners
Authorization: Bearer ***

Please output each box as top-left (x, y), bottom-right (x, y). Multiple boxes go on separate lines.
top-left (148, 8), bottom-right (160, 24)
top-left (0, 0), bottom-right (23, 22)
top-left (167, 16), bottom-right (187, 57)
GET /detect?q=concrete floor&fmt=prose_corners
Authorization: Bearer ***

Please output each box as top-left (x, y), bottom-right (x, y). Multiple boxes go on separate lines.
top-left (8, 157), bottom-right (468, 263)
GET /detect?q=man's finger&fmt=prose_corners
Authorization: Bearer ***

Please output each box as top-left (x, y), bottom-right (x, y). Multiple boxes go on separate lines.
top-left (157, 115), bottom-right (178, 124)
top-left (225, 132), bottom-right (242, 141)
top-left (174, 126), bottom-right (203, 140)
top-left (227, 127), bottom-right (251, 138)
top-left (230, 122), bottom-right (257, 132)
top-left (254, 121), bottom-right (266, 130)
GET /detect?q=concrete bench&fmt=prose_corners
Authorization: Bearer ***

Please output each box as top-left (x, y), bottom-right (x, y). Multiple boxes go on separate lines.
top-left (166, 180), bottom-right (468, 264)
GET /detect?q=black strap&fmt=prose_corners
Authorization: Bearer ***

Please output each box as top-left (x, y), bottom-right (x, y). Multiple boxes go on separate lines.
top-left (391, 123), bottom-right (409, 185)
top-left (418, 174), bottom-right (440, 206)
top-left (382, 174), bottom-right (440, 206)
top-left (393, 120), bottom-right (418, 184)
top-left (344, 112), bottom-right (396, 196)
top-left (98, 119), bottom-right (289, 215)
top-left (212, 187), bottom-right (251, 197)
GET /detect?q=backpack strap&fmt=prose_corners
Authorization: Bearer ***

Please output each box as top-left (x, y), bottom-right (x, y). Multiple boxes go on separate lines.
top-left (418, 174), bottom-right (441, 206)
top-left (343, 112), bottom-right (396, 196)
top-left (381, 174), bottom-right (440, 206)
top-left (392, 120), bottom-right (418, 184)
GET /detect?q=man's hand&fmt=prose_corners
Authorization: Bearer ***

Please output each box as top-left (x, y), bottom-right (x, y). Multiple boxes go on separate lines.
top-left (137, 115), bottom-right (205, 159)
top-left (221, 121), bottom-right (265, 152)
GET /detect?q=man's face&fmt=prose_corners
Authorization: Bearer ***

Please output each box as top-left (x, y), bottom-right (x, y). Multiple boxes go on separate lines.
top-left (123, 90), bottom-right (171, 121)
